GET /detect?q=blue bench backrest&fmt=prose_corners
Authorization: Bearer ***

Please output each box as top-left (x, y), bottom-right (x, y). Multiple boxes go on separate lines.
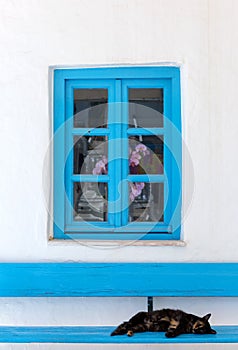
top-left (0, 263), bottom-right (238, 297)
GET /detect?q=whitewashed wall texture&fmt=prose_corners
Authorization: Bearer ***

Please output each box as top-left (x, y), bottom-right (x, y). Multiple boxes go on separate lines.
top-left (0, 0), bottom-right (238, 348)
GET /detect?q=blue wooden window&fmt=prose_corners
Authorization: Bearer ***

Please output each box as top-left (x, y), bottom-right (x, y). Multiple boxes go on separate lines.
top-left (53, 67), bottom-right (181, 240)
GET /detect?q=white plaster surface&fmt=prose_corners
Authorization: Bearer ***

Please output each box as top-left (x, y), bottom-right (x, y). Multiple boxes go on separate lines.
top-left (0, 0), bottom-right (238, 348)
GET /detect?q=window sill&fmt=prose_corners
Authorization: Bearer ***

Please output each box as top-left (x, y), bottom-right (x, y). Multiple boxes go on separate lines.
top-left (48, 238), bottom-right (186, 247)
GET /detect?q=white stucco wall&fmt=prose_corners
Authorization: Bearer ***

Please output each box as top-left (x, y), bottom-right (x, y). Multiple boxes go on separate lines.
top-left (0, 0), bottom-right (238, 348)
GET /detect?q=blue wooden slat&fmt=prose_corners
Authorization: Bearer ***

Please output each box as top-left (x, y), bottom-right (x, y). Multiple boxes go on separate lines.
top-left (113, 223), bottom-right (172, 233)
top-left (57, 232), bottom-right (174, 239)
top-left (0, 263), bottom-right (238, 297)
top-left (121, 80), bottom-right (129, 226)
top-left (72, 128), bottom-right (110, 136)
top-left (110, 79), bottom-right (122, 227)
top-left (53, 69), bottom-right (66, 236)
top-left (65, 82), bottom-right (74, 225)
top-left (169, 71), bottom-right (182, 240)
top-left (53, 66), bottom-right (180, 80)
top-left (127, 174), bottom-right (165, 183)
top-left (0, 326), bottom-right (235, 343)
top-left (71, 175), bottom-right (110, 183)
top-left (162, 82), bottom-right (172, 228)
top-left (127, 127), bottom-right (165, 136)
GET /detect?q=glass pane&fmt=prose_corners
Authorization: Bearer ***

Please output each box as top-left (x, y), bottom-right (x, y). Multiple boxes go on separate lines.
top-left (129, 182), bottom-right (164, 222)
top-left (74, 182), bottom-right (108, 222)
top-left (129, 88), bottom-right (163, 128)
top-left (74, 136), bottom-right (108, 175)
top-left (129, 136), bottom-right (163, 174)
top-left (74, 89), bottom-right (108, 128)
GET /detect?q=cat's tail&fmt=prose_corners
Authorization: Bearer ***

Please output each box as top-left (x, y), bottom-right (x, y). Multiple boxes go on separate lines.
top-left (111, 322), bottom-right (130, 336)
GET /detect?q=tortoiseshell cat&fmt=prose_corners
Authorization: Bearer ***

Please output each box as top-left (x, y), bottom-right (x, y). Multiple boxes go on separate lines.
top-left (111, 309), bottom-right (216, 338)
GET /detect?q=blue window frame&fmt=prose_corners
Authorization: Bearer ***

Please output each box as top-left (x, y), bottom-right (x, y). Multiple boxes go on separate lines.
top-left (53, 66), bottom-right (181, 240)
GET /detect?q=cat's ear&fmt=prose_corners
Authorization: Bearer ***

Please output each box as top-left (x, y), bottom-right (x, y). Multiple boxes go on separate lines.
top-left (203, 313), bottom-right (211, 322)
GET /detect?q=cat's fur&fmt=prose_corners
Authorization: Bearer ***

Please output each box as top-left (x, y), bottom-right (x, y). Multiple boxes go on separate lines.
top-left (111, 309), bottom-right (216, 338)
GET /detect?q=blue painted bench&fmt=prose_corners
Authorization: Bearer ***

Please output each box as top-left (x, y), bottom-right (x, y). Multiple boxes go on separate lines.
top-left (0, 263), bottom-right (238, 344)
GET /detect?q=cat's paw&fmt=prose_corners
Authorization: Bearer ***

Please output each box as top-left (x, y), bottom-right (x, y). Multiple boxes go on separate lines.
top-left (111, 322), bottom-right (128, 336)
top-left (127, 330), bottom-right (134, 337)
top-left (111, 328), bottom-right (126, 336)
top-left (165, 331), bottom-right (177, 338)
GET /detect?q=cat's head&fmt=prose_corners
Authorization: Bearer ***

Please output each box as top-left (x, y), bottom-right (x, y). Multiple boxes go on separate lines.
top-left (192, 314), bottom-right (216, 335)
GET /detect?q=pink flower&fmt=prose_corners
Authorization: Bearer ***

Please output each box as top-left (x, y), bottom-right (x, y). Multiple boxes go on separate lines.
top-left (136, 182), bottom-right (145, 191)
top-left (135, 143), bottom-right (150, 156)
top-left (145, 149), bottom-right (150, 156)
top-left (129, 182), bottom-right (145, 202)
top-left (92, 158), bottom-right (108, 175)
top-left (135, 143), bottom-right (147, 153)
top-left (131, 184), bottom-right (139, 197)
top-left (130, 192), bottom-right (135, 201)
top-left (129, 151), bottom-right (141, 166)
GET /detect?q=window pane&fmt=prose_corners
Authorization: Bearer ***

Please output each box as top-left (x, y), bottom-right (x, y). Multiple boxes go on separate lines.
top-left (74, 182), bottom-right (108, 222)
top-left (74, 89), bottom-right (108, 128)
top-left (129, 88), bottom-right (163, 128)
top-left (129, 135), bottom-right (163, 174)
top-left (74, 136), bottom-right (108, 175)
top-left (129, 182), bottom-right (164, 222)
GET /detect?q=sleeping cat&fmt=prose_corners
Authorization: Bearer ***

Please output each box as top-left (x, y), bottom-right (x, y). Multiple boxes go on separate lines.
top-left (111, 309), bottom-right (216, 338)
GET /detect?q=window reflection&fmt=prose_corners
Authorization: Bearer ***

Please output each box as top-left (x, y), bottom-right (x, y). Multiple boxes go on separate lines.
top-left (129, 136), bottom-right (163, 175)
top-left (74, 136), bottom-right (108, 175)
top-left (74, 182), bottom-right (108, 222)
top-left (129, 88), bottom-right (163, 128)
top-left (129, 183), bottom-right (164, 222)
top-left (74, 89), bottom-right (108, 128)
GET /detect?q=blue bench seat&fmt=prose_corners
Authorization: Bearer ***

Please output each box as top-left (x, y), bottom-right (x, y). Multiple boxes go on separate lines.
top-left (0, 263), bottom-right (238, 344)
top-left (0, 326), bottom-right (237, 343)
